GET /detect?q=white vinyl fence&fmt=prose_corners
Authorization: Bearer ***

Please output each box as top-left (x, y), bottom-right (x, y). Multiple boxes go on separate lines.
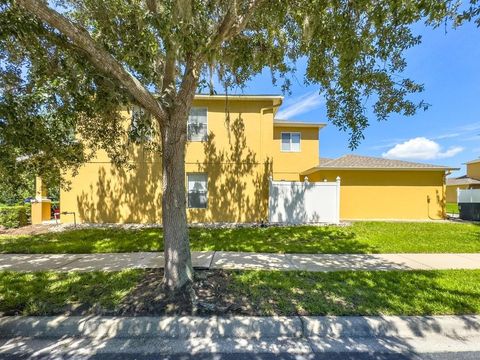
top-left (458, 189), bottom-right (480, 203)
top-left (268, 177), bottom-right (340, 224)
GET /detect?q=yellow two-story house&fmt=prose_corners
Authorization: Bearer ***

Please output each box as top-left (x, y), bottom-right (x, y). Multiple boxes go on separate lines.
top-left (58, 94), bottom-right (454, 224)
top-left (60, 94), bottom-right (324, 224)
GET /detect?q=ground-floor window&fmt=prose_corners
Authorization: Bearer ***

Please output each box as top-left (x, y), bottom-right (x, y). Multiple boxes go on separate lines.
top-left (187, 173), bottom-right (208, 208)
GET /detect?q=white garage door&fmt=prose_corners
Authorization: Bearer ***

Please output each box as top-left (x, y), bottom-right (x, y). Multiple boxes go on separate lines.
top-left (269, 178), bottom-right (340, 224)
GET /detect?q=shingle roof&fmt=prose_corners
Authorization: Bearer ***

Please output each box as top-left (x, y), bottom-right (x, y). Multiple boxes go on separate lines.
top-left (316, 154), bottom-right (457, 170)
top-left (318, 157), bottom-right (334, 165)
top-left (446, 175), bottom-right (480, 186)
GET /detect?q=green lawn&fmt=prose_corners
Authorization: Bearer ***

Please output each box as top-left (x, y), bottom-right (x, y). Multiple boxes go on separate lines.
top-left (446, 203), bottom-right (459, 214)
top-left (230, 269), bottom-right (480, 316)
top-left (0, 270), bottom-right (142, 315)
top-left (2, 269), bottom-right (480, 316)
top-left (0, 222), bottom-right (479, 254)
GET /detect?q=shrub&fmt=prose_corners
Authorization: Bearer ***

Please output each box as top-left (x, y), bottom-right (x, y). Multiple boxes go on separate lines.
top-left (0, 205), bottom-right (30, 228)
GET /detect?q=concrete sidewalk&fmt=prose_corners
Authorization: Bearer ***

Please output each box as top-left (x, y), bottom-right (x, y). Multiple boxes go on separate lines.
top-left (1, 251), bottom-right (480, 272)
top-left (1, 315), bottom-right (479, 359)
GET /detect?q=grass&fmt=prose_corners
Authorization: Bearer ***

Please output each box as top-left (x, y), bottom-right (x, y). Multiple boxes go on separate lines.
top-left (0, 270), bottom-right (142, 315)
top-left (446, 203), bottom-right (459, 214)
top-left (0, 221), bottom-right (479, 254)
top-left (2, 269), bottom-right (480, 316)
top-left (230, 269), bottom-right (480, 316)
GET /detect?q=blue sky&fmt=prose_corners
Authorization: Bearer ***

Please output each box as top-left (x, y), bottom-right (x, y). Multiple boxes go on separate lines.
top-left (232, 21), bottom-right (480, 177)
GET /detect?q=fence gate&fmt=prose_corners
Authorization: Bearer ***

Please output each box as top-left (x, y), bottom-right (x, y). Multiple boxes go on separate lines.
top-left (268, 177), bottom-right (340, 224)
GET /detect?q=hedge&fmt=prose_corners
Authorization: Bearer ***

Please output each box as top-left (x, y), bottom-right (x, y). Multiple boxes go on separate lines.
top-left (0, 205), bottom-right (31, 228)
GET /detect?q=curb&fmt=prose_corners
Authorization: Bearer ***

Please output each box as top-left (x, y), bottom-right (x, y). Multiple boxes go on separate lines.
top-left (301, 315), bottom-right (480, 338)
top-left (0, 315), bottom-right (479, 340)
top-left (0, 316), bottom-right (302, 339)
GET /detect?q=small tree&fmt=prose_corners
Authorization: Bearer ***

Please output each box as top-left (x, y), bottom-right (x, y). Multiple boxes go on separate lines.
top-left (0, 0), bottom-right (458, 293)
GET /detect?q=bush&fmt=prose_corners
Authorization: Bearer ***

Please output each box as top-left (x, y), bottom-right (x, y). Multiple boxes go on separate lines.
top-left (0, 205), bottom-right (30, 228)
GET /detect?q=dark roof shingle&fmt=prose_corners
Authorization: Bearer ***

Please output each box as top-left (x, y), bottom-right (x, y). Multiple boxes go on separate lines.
top-left (446, 175), bottom-right (480, 186)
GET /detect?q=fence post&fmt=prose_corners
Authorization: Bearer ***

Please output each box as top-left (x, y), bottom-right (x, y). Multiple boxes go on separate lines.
top-left (268, 176), bottom-right (273, 222)
top-left (336, 176), bottom-right (341, 224)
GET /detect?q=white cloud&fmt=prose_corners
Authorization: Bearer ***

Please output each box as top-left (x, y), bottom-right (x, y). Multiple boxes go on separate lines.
top-left (434, 133), bottom-right (461, 140)
top-left (276, 91), bottom-right (324, 119)
top-left (458, 121), bottom-right (480, 132)
top-left (382, 137), bottom-right (464, 160)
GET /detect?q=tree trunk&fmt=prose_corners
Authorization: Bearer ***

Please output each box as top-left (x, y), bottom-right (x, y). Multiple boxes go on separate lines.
top-left (161, 108), bottom-right (193, 293)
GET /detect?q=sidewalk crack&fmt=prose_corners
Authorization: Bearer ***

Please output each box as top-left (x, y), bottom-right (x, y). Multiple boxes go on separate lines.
top-left (54, 255), bottom-right (86, 270)
top-left (208, 251), bottom-right (216, 270)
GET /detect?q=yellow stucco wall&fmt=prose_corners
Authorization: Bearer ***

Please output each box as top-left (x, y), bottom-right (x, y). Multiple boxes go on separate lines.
top-left (272, 126), bottom-right (320, 181)
top-left (446, 184), bottom-right (466, 203)
top-left (60, 97), bottom-right (319, 224)
top-left (467, 161), bottom-right (480, 180)
top-left (304, 170), bottom-right (446, 220)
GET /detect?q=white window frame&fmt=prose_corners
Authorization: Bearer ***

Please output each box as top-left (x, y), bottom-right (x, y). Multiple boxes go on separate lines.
top-left (187, 173), bottom-right (208, 209)
top-left (187, 107), bottom-right (208, 142)
top-left (280, 132), bottom-right (301, 152)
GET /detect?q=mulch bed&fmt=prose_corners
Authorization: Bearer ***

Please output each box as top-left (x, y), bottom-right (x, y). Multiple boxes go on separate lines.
top-left (116, 269), bottom-right (257, 316)
top-left (0, 224), bottom-right (55, 236)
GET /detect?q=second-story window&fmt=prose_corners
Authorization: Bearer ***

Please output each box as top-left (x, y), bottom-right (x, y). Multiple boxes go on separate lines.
top-left (281, 132), bottom-right (301, 152)
top-left (187, 107), bottom-right (208, 141)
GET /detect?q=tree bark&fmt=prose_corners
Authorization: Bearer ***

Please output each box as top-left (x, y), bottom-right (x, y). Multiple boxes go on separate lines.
top-left (161, 108), bottom-right (193, 292)
top-left (160, 61), bottom-right (198, 293)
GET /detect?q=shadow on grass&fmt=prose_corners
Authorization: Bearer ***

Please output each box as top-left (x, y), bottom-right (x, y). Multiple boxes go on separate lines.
top-left (2, 221), bottom-right (479, 254)
top-left (230, 269), bottom-right (480, 317)
top-left (0, 270), bottom-right (142, 316)
top-left (2, 269), bottom-right (480, 358)
top-left (189, 226), bottom-right (374, 254)
top-left (0, 228), bottom-right (163, 254)
top-left (2, 269), bottom-right (480, 317)
top-left (0, 225), bottom-right (378, 254)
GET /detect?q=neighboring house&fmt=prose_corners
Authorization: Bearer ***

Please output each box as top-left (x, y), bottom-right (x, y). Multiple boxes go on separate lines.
top-left (446, 159), bottom-right (480, 203)
top-left (57, 94), bottom-right (456, 224)
top-left (301, 155), bottom-right (456, 220)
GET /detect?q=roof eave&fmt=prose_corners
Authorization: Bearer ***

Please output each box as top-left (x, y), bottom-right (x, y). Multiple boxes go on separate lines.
top-left (273, 121), bottom-right (327, 129)
top-left (194, 94), bottom-right (284, 102)
top-left (447, 181), bottom-right (480, 186)
top-left (300, 167), bottom-right (321, 176)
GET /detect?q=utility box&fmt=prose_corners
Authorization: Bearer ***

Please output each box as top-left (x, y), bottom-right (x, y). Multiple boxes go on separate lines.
top-left (458, 189), bottom-right (480, 221)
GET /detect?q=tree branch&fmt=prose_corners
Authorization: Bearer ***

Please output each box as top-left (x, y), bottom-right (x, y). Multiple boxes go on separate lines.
top-left (176, 57), bottom-right (199, 111)
top-left (16, 0), bottom-right (166, 121)
top-left (206, 0), bottom-right (264, 51)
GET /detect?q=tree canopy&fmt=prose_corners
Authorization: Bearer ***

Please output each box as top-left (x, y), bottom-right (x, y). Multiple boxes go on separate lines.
top-left (1, 0), bottom-right (476, 290)
top-left (1, 0), bottom-right (465, 181)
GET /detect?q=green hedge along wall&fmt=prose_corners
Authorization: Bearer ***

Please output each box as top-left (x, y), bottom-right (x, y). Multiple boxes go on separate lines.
top-left (0, 205), bottom-right (31, 228)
